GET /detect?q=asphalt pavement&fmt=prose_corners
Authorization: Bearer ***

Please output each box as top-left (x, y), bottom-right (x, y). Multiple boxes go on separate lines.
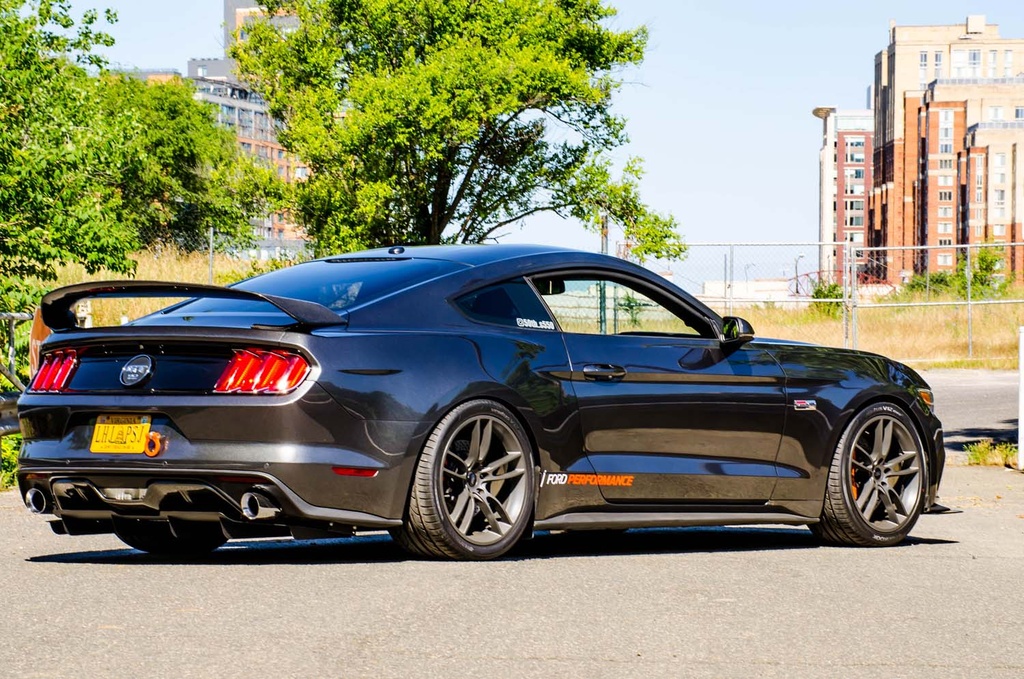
top-left (0, 370), bottom-right (1021, 679)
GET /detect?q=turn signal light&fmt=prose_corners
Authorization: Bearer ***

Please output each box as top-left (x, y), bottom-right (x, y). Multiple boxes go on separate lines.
top-left (214, 349), bottom-right (310, 394)
top-left (29, 350), bottom-right (79, 392)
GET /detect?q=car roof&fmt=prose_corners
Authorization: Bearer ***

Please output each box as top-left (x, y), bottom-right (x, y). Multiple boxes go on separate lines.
top-left (319, 243), bottom-right (582, 267)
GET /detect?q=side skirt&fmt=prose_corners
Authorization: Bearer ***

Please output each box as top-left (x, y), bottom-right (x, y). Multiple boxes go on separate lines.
top-left (534, 510), bottom-right (818, 532)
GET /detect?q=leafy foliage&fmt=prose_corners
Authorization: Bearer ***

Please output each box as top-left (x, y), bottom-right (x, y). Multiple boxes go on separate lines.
top-left (810, 280), bottom-right (843, 318)
top-left (899, 246), bottom-right (1009, 299)
top-left (0, 0), bottom-right (285, 314)
top-left (233, 0), bottom-right (683, 260)
top-left (97, 76), bottom-right (285, 253)
top-left (0, 0), bottom-right (134, 310)
top-left (1, 434), bottom-right (19, 489)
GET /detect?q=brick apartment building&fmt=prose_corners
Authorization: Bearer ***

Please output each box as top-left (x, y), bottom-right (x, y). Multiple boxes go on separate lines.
top-left (869, 15), bottom-right (1024, 283)
top-left (188, 1), bottom-right (306, 249)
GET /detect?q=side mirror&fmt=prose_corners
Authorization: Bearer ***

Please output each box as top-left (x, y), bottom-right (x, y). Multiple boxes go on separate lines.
top-left (721, 316), bottom-right (755, 347)
top-left (534, 278), bottom-right (565, 296)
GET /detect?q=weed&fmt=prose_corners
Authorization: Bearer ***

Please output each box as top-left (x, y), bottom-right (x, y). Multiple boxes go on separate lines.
top-left (964, 439), bottom-right (1019, 467)
top-left (1, 434), bottom-right (19, 489)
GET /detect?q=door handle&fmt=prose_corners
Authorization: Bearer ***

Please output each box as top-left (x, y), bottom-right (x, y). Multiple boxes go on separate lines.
top-left (582, 364), bottom-right (627, 381)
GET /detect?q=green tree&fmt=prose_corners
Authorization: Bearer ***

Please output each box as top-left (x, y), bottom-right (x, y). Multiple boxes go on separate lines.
top-left (0, 1), bottom-right (285, 315)
top-left (0, 0), bottom-right (134, 312)
top-left (233, 0), bottom-right (683, 260)
top-left (97, 75), bottom-right (285, 252)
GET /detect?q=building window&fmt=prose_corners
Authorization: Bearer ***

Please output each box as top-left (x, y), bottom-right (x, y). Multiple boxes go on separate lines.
top-left (975, 224), bottom-right (984, 237)
top-left (849, 232), bottom-right (864, 244)
top-left (939, 159), bottom-right (954, 169)
top-left (938, 206), bottom-right (953, 217)
top-left (994, 224), bottom-right (1007, 236)
top-left (935, 51), bottom-right (943, 79)
top-left (938, 222), bottom-right (953, 234)
top-left (939, 110), bottom-right (954, 123)
top-left (937, 175), bottom-right (954, 186)
top-left (938, 190), bottom-right (953, 201)
top-left (993, 172), bottom-right (1006, 184)
top-left (969, 49), bottom-right (981, 77)
top-left (994, 188), bottom-right (1006, 205)
top-left (989, 50), bottom-right (998, 78)
top-left (1017, 106), bottom-right (1024, 120)
top-left (939, 126), bottom-right (953, 139)
top-left (938, 254), bottom-right (953, 266)
top-left (989, 106), bottom-right (1004, 121)
top-left (846, 215), bottom-right (864, 227)
top-left (939, 143), bottom-right (953, 154)
top-left (994, 153), bottom-right (1006, 167)
top-left (938, 238), bottom-right (953, 246)
top-left (846, 136), bottom-right (865, 148)
top-left (953, 50), bottom-right (966, 77)
top-left (976, 188), bottom-right (984, 202)
top-left (197, 65), bottom-right (207, 78)
top-left (845, 200), bottom-right (864, 211)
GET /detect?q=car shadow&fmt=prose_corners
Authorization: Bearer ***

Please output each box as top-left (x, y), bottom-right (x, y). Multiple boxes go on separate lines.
top-left (27, 525), bottom-right (958, 566)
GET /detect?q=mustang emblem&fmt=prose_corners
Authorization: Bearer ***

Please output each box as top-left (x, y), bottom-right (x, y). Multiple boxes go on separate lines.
top-left (120, 355), bottom-right (154, 387)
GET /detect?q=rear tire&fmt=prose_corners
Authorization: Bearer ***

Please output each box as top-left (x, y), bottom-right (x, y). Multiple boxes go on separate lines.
top-left (812, 402), bottom-right (927, 547)
top-left (115, 520), bottom-right (227, 555)
top-left (392, 400), bottom-right (535, 560)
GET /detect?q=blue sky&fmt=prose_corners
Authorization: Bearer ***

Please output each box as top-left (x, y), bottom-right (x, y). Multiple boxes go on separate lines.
top-left (70, 0), bottom-right (1024, 253)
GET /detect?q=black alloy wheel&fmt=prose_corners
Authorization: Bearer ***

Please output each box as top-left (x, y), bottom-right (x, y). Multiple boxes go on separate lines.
top-left (813, 402), bottom-right (927, 547)
top-left (392, 399), bottom-right (535, 560)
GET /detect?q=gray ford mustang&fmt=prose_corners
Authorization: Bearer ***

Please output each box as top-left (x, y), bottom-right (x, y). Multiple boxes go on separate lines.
top-left (17, 244), bottom-right (944, 559)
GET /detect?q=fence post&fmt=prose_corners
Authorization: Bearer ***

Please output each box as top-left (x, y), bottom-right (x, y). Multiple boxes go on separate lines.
top-left (727, 245), bottom-right (735, 317)
top-left (208, 226), bottom-right (215, 285)
top-left (6, 318), bottom-right (14, 376)
top-left (851, 250), bottom-right (859, 350)
top-left (966, 245), bottom-right (973, 359)
top-left (1019, 326), bottom-right (1024, 470)
top-left (842, 241), bottom-right (850, 349)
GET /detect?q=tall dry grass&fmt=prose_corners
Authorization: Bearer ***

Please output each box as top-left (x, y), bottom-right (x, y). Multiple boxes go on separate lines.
top-left (742, 301), bottom-right (1024, 369)
top-left (52, 249), bottom-right (255, 327)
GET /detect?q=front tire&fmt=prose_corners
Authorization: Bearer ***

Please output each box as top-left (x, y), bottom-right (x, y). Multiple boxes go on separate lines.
top-left (812, 402), bottom-right (927, 547)
top-left (392, 400), bottom-right (535, 560)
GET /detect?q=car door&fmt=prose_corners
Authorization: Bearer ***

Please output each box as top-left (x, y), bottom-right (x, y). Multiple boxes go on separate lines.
top-left (532, 271), bottom-right (789, 504)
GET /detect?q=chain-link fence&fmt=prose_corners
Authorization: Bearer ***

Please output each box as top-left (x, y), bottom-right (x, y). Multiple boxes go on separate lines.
top-left (648, 241), bottom-right (1024, 365)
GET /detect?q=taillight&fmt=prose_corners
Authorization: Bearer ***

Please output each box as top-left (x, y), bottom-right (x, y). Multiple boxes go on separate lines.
top-left (214, 348), bottom-right (310, 394)
top-left (29, 349), bottom-right (79, 392)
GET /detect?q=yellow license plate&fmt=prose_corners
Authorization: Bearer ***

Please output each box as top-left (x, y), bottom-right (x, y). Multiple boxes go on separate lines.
top-left (90, 415), bottom-right (152, 454)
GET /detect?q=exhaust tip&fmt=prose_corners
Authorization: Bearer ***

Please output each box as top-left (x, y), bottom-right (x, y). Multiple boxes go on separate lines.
top-left (241, 491), bottom-right (280, 521)
top-left (25, 488), bottom-right (49, 515)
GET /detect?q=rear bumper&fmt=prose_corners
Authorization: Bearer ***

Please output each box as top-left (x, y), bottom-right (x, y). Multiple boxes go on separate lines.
top-left (17, 465), bottom-right (402, 537)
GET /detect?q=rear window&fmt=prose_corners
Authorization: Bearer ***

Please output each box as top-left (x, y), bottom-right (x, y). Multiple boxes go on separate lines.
top-left (132, 258), bottom-right (465, 326)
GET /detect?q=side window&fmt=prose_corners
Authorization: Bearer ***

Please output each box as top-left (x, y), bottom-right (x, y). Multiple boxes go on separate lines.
top-left (455, 279), bottom-right (556, 330)
top-left (532, 276), bottom-right (704, 337)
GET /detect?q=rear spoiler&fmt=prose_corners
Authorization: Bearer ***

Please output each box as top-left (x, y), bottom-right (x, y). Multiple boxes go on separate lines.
top-left (41, 281), bottom-right (346, 331)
